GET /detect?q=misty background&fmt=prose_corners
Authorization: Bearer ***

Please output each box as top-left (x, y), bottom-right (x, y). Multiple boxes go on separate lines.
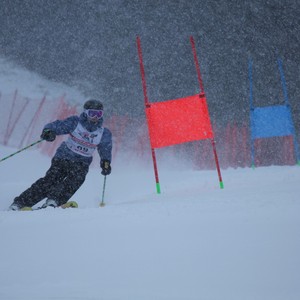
top-left (1, 0), bottom-right (299, 128)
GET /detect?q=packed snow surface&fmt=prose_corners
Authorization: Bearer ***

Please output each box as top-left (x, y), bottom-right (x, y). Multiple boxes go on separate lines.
top-left (0, 146), bottom-right (299, 300)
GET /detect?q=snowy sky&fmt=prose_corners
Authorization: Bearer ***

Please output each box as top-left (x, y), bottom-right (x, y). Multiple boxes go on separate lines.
top-left (1, 1), bottom-right (300, 124)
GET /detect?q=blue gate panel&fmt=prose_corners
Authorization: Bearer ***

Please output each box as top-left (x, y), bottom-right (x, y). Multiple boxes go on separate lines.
top-left (251, 105), bottom-right (294, 139)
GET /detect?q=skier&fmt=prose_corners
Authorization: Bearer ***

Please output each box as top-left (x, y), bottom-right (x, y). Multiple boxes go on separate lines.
top-left (8, 99), bottom-right (112, 211)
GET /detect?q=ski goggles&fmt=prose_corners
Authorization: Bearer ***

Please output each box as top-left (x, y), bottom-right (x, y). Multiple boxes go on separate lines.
top-left (85, 109), bottom-right (103, 119)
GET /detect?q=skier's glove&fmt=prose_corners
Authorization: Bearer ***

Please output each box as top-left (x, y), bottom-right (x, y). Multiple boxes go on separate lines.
top-left (41, 129), bottom-right (56, 142)
top-left (100, 159), bottom-right (111, 176)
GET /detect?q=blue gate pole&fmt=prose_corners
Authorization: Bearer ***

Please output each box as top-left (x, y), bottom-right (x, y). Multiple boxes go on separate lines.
top-left (277, 57), bottom-right (300, 164)
top-left (249, 59), bottom-right (255, 168)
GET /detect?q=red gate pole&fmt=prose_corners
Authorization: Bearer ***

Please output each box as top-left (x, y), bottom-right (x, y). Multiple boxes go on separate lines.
top-left (190, 36), bottom-right (224, 188)
top-left (136, 36), bottom-right (161, 194)
top-left (190, 37), bottom-right (204, 94)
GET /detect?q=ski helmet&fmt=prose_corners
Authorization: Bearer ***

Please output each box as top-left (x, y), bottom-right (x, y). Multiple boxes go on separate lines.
top-left (83, 99), bottom-right (103, 110)
top-left (83, 99), bottom-right (104, 122)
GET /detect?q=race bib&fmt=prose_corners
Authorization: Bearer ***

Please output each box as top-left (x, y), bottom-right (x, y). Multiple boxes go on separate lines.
top-left (66, 123), bottom-right (104, 157)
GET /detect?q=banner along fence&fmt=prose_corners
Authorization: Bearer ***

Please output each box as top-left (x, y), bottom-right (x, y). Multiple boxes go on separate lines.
top-left (0, 90), bottom-right (298, 169)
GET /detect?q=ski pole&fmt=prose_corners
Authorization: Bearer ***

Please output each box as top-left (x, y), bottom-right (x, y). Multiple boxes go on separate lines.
top-left (100, 175), bottom-right (107, 207)
top-left (0, 139), bottom-right (43, 163)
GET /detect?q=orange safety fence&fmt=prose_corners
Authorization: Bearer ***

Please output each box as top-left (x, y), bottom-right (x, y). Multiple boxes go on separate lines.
top-left (0, 90), bottom-right (298, 169)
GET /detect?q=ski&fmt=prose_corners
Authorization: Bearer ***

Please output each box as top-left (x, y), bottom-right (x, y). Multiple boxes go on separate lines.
top-left (19, 201), bottom-right (78, 211)
top-left (60, 201), bottom-right (78, 209)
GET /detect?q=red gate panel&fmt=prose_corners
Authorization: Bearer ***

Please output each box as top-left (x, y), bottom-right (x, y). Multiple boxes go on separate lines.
top-left (146, 94), bottom-right (214, 148)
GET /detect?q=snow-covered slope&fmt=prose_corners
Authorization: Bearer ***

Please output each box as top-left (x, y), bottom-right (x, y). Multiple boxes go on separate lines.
top-left (0, 55), bottom-right (299, 300)
top-left (0, 57), bottom-right (84, 102)
top-left (0, 145), bottom-right (299, 300)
